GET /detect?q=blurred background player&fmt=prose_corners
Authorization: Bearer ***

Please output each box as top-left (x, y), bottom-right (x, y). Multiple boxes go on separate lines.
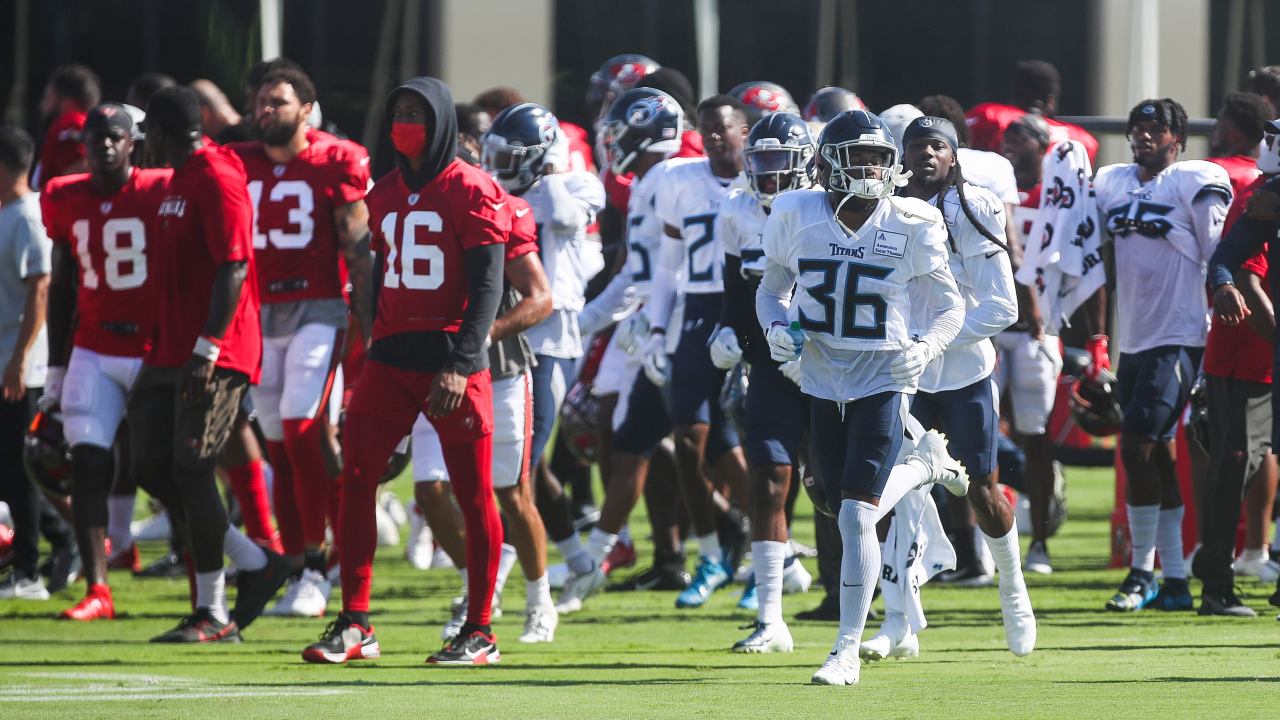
top-left (966, 60), bottom-right (1098, 166)
top-left (191, 79), bottom-right (243, 143)
top-left (34, 65), bottom-right (101, 190)
top-left (802, 87), bottom-right (867, 125)
top-left (730, 81), bottom-right (800, 128)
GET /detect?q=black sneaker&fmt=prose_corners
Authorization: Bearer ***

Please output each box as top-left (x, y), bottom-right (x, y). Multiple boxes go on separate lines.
top-left (232, 549), bottom-right (294, 631)
top-left (302, 613), bottom-right (380, 664)
top-left (150, 608), bottom-right (241, 643)
top-left (40, 545), bottom-right (81, 593)
top-left (134, 552), bottom-right (186, 578)
top-left (1198, 586), bottom-right (1257, 617)
top-left (716, 508), bottom-right (751, 576)
top-left (427, 629), bottom-right (501, 665)
top-left (608, 564), bottom-right (691, 592)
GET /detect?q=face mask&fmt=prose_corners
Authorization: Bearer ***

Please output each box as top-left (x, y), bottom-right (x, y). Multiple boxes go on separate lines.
top-left (391, 123), bottom-right (428, 158)
top-left (1259, 134), bottom-right (1280, 175)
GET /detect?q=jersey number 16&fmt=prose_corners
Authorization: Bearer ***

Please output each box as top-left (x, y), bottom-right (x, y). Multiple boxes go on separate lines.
top-left (379, 210), bottom-right (445, 290)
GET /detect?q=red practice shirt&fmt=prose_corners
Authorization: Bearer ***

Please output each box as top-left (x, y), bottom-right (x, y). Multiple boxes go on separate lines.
top-left (366, 159), bottom-right (510, 339)
top-left (506, 195), bottom-right (539, 261)
top-left (1206, 155), bottom-right (1261, 228)
top-left (229, 139), bottom-right (370, 303)
top-left (1202, 172), bottom-right (1271, 383)
top-left (37, 111), bottom-right (87, 187)
top-left (966, 103), bottom-right (1098, 166)
top-left (150, 144), bottom-right (261, 381)
top-left (40, 168), bottom-right (173, 358)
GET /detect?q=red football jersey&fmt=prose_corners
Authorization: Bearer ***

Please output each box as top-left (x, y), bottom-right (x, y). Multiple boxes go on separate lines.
top-left (37, 111), bottom-right (87, 188)
top-left (1203, 173), bottom-right (1271, 383)
top-left (228, 139), bottom-right (370, 303)
top-left (966, 103), bottom-right (1098, 166)
top-left (366, 159), bottom-right (510, 339)
top-left (40, 168), bottom-right (173, 357)
top-left (1206, 155), bottom-right (1260, 220)
top-left (506, 196), bottom-right (539, 261)
top-left (150, 144), bottom-right (261, 381)
top-left (558, 122), bottom-right (597, 175)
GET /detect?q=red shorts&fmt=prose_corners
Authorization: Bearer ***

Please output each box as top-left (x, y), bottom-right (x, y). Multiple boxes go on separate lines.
top-left (346, 359), bottom-right (494, 444)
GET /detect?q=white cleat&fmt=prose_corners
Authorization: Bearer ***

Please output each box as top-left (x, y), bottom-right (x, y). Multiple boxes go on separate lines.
top-left (430, 547), bottom-right (455, 570)
top-left (912, 430), bottom-right (969, 497)
top-left (1233, 549), bottom-right (1280, 584)
top-left (518, 603), bottom-right (558, 643)
top-left (381, 491), bottom-right (409, 528)
top-left (404, 500), bottom-right (435, 570)
top-left (265, 568), bottom-right (330, 617)
top-left (547, 562), bottom-right (569, 589)
top-left (375, 501), bottom-right (400, 547)
top-left (999, 580), bottom-right (1037, 656)
top-left (811, 637), bottom-right (861, 686)
top-left (732, 620), bottom-right (794, 653)
top-left (130, 511), bottom-right (171, 542)
top-left (443, 593), bottom-right (468, 640)
top-left (0, 571), bottom-right (49, 600)
top-left (555, 565), bottom-right (607, 614)
top-left (859, 630), bottom-right (919, 661)
top-left (782, 558), bottom-right (812, 594)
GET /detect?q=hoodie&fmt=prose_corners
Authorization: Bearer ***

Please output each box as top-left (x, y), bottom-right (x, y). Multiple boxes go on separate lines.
top-left (386, 77), bottom-right (458, 191)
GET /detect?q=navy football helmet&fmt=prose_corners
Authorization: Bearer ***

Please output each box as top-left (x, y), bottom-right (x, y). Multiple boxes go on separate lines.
top-left (598, 88), bottom-right (684, 174)
top-left (480, 103), bottom-right (560, 194)
top-left (802, 87), bottom-right (867, 124)
top-left (729, 81), bottom-right (799, 127)
top-left (815, 110), bottom-right (909, 201)
top-left (744, 112), bottom-right (815, 208)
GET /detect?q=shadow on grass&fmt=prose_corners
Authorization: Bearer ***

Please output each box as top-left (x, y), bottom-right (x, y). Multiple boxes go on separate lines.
top-left (1061, 676), bottom-right (1280, 684)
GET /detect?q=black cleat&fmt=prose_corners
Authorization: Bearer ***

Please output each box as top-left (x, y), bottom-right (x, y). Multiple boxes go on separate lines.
top-left (41, 545), bottom-right (82, 593)
top-left (794, 591), bottom-right (841, 622)
top-left (608, 564), bottom-right (692, 592)
top-left (233, 549), bottom-right (294, 631)
top-left (302, 613), bottom-right (380, 664)
top-left (427, 628), bottom-right (501, 665)
top-left (1198, 586), bottom-right (1257, 617)
top-left (134, 552), bottom-right (186, 578)
top-left (150, 608), bottom-right (241, 643)
top-left (716, 508), bottom-right (751, 577)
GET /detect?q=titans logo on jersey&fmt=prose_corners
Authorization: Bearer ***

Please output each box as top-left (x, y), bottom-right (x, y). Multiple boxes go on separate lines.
top-left (1104, 198), bottom-right (1176, 238)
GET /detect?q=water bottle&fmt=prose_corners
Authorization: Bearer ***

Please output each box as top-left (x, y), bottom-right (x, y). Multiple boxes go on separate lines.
top-left (787, 321), bottom-right (806, 354)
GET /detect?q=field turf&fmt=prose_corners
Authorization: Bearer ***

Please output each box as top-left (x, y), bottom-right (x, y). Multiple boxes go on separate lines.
top-left (1, 465), bottom-right (1277, 719)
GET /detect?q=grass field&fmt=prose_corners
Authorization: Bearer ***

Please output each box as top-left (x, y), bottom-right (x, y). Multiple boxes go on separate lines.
top-left (1, 465), bottom-right (1278, 719)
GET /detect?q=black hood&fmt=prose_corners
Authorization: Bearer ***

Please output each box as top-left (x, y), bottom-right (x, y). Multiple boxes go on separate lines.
top-left (385, 76), bottom-right (458, 191)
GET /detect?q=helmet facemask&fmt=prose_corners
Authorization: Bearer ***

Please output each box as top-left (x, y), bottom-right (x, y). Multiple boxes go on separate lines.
top-left (744, 139), bottom-right (814, 208)
top-left (1260, 129), bottom-right (1280, 175)
top-left (480, 133), bottom-right (548, 193)
top-left (819, 139), bottom-right (909, 201)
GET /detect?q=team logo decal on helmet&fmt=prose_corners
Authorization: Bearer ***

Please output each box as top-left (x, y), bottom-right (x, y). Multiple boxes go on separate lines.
top-left (480, 103), bottom-right (560, 194)
top-left (627, 95), bottom-right (673, 127)
top-left (598, 87), bottom-right (683, 174)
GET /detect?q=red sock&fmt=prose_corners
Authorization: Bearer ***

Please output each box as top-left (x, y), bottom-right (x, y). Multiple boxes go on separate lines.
top-left (442, 437), bottom-right (500, 627)
top-left (225, 460), bottom-right (281, 553)
top-left (282, 417), bottom-right (331, 547)
top-left (266, 440), bottom-right (305, 557)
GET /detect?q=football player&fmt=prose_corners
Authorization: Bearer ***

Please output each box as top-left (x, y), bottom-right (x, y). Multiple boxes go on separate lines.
top-left (730, 82), bottom-right (801, 128)
top-left (756, 110), bottom-right (967, 685)
top-left (304, 78), bottom-right (506, 666)
top-left (35, 65), bottom-right (100, 189)
top-left (227, 67), bottom-right (372, 618)
top-left (966, 60), bottom-right (1098, 166)
top-left (1096, 99), bottom-right (1232, 612)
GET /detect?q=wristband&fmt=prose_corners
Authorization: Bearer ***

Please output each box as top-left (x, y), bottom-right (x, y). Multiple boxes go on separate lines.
top-left (192, 335), bottom-right (221, 362)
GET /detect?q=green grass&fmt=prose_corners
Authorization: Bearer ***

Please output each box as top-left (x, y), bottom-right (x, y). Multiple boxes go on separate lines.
top-left (1, 466), bottom-right (1278, 719)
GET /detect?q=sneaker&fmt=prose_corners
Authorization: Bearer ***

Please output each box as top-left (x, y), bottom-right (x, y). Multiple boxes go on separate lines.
top-left (1025, 541), bottom-right (1052, 575)
top-left (404, 500), bottom-right (435, 570)
top-left (264, 577), bottom-right (300, 617)
top-left (811, 637), bottom-right (860, 686)
top-left (41, 545), bottom-right (81, 593)
top-left (1198, 586), bottom-right (1257, 617)
top-left (375, 500), bottom-right (400, 547)
top-left (442, 596), bottom-right (468, 641)
top-left (787, 538), bottom-right (818, 559)
top-left (998, 579), bottom-right (1037, 656)
top-left (732, 620), bottom-right (794, 653)
top-left (555, 565), bottom-right (607, 614)
top-left (675, 556), bottom-right (730, 608)
top-left (571, 502), bottom-right (601, 531)
top-left (860, 628), bottom-right (920, 661)
top-left (427, 629), bottom-right (500, 665)
top-left (150, 608), bottom-right (241, 643)
top-left (135, 552), bottom-right (185, 578)
top-left (232, 549), bottom-right (295, 630)
top-left (547, 562), bottom-right (569, 590)
top-left (600, 539), bottom-right (637, 576)
top-left (430, 546), bottom-right (455, 570)
top-left (736, 580), bottom-right (758, 611)
top-left (0, 569), bottom-right (49, 600)
top-left (1150, 578), bottom-right (1194, 611)
top-left (381, 491), bottom-right (409, 528)
top-left (61, 584), bottom-right (114, 620)
top-left (302, 614), bottom-right (380, 664)
top-left (608, 564), bottom-right (691, 592)
top-left (264, 568), bottom-right (329, 618)
top-left (1105, 569), bottom-right (1158, 611)
top-left (938, 564), bottom-right (994, 587)
top-left (913, 430), bottom-right (969, 497)
top-left (794, 592), bottom-right (840, 622)
top-left (782, 557), bottom-right (813, 594)
top-left (517, 603), bottom-right (558, 643)
top-left (131, 511), bottom-right (170, 542)
top-left (1233, 549), bottom-right (1280, 584)
top-left (107, 542), bottom-right (142, 573)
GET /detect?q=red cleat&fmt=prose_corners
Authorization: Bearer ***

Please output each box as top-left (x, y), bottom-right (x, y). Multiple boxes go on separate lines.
top-left (600, 540), bottom-right (637, 576)
top-left (107, 542), bottom-right (142, 572)
top-left (62, 584), bottom-right (115, 620)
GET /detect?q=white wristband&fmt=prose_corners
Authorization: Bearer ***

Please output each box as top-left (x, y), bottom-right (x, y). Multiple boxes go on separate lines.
top-left (192, 336), bottom-right (221, 362)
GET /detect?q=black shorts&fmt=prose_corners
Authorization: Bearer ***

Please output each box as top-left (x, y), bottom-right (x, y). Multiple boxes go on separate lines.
top-left (127, 364), bottom-right (250, 474)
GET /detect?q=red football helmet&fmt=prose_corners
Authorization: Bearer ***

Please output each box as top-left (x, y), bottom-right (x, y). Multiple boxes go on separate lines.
top-left (729, 81), bottom-right (800, 126)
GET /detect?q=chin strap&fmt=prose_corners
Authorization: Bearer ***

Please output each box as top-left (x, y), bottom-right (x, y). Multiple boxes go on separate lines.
top-left (832, 165), bottom-right (916, 235)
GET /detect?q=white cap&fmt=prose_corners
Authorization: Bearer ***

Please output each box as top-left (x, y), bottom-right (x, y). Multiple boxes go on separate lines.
top-left (878, 104), bottom-right (923, 155)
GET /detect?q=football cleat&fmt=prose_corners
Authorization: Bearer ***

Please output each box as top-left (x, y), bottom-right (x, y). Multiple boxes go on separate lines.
top-left (1233, 549), bottom-right (1280, 584)
top-left (999, 579), bottom-right (1037, 656)
top-left (381, 491), bottom-right (409, 528)
top-left (782, 557), bottom-right (813, 594)
top-left (811, 637), bottom-right (860, 686)
top-left (0, 570), bottom-right (49, 600)
top-left (859, 630), bottom-right (920, 661)
top-left (107, 542), bottom-right (142, 573)
top-left (608, 564), bottom-right (691, 592)
top-left (41, 545), bottom-right (81, 593)
top-left (427, 629), bottom-right (501, 665)
top-left (736, 580), bottom-right (758, 611)
top-left (404, 500), bottom-right (435, 570)
top-left (555, 565), bottom-right (607, 614)
top-left (517, 603), bottom-right (558, 643)
top-left (431, 546), bottom-right (455, 570)
top-left (302, 614), bottom-right (380, 664)
top-left (232, 549), bottom-right (294, 630)
top-left (788, 538), bottom-right (818, 559)
top-left (374, 498), bottom-right (400, 547)
top-left (794, 592), bottom-right (841, 622)
top-left (600, 539), bottom-right (637, 576)
top-left (150, 608), bottom-right (241, 643)
top-left (912, 430), bottom-right (969, 497)
top-left (1198, 586), bottom-right (1257, 617)
top-left (1024, 540), bottom-right (1053, 575)
top-left (938, 564), bottom-right (994, 587)
top-left (732, 620), bottom-right (794, 653)
top-left (675, 556), bottom-right (730, 608)
top-left (264, 568), bottom-right (329, 618)
top-left (443, 593), bottom-right (468, 640)
top-left (61, 584), bottom-right (114, 620)
top-left (1149, 578), bottom-right (1193, 611)
top-left (134, 551), bottom-right (185, 578)
top-left (547, 562), bottom-right (570, 589)
top-left (1105, 569), bottom-right (1158, 612)
top-left (130, 511), bottom-right (171, 542)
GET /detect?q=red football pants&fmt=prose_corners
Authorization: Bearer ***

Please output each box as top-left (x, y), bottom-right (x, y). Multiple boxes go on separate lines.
top-left (338, 360), bottom-right (500, 625)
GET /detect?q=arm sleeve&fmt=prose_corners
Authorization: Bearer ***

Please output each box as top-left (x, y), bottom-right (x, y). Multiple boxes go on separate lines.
top-left (577, 270), bottom-right (640, 336)
top-left (15, 209), bottom-right (53, 278)
top-left (915, 266), bottom-right (965, 359)
top-left (1207, 214), bottom-right (1271, 288)
top-left (545, 172), bottom-right (605, 232)
top-left (643, 233), bottom-right (684, 330)
top-left (1241, 247), bottom-right (1268, 278)
top-left (951, 250), bottom-right (1019, 346)
top-left (38, 192), bottom-right (64, 245)
top-left (755, 257), bottom-right (795, 333)
top-left (444, 242), bottom-right (505, 375)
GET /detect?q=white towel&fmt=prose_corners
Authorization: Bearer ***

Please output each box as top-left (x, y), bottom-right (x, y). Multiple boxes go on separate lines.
top-left (1014, 140), bottom-right (1106, 335)
top-left (881, 487), bottom-right (955, 634)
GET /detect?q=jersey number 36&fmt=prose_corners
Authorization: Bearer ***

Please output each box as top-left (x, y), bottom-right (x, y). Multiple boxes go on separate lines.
top-left (797, 259), bottom-right (891, 339)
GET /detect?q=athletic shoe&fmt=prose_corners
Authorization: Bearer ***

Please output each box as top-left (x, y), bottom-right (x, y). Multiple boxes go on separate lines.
top-left (1198, 586), bottom-right (1257, 617)
top-left (736, 580), bottom-right (758, 611)
top-left (431, 546), bottom-right (455, 570)
top-left (788, 538), bottom-right (818, 559)
top-left (794, 592), bottom-right (841, 622)
top-left (1105, 569), bottom-right (1157, 611)
top-left (41, 545), bottom-right (81, 593)
top-left (938, 564), bottom-right (994, 587)
top-left (600, 539), bottom-right (637, 575)
top-left (232, 549), bottom-right (294, 630)
top-left (716, 510), bottom-right (752, 578)
top-left (859, 629), bottom-right (920, 661)
top-left (404, 500), bottom-right (435, 570)
top-left (1025, 541), bottom-right (1052, 575)
top-left (264, 568), bottom-right (329, 618)
top-left (782, 557), bottom-right (813, 594)
top-left (381, 491), bottom-right (409, 528)
top-left (442, 596), bottom-right (468, 641)
top-left (998, 580), bottom-right (1037, 656)
top-left (131, 511), bottom-right (170, 542)
top-left (555, 565), bottom-right (607, 613)
top-left (811, 637), bottom-right (860, 686)
top-left (1233, 549), bottom-right (1280, 584)
top-left (452, 588), bottom-right (501, 619)
top-left (572, 502), bottom-right (601, 531)
top-left (675, 556), bottom-right (729, 608)
top-left (608, 564), bottom-right (691, 592)
top-left (547, 562), bottom-right (569, 589)
top-left (913, 430), bottom-right (969, 496)
top-left (0, 570), bottom-right (49, 600)
top-left (264, 578), bottom-right (299, 616)
top-left (427, 629), bottom-right (500, 665)
top-left (517, 603), bottom-right (558, 643)
top-left (1150, 578), bottom-right (1193, 611)
top-left (150, 608), bottom-right (241, 643)
top-left (375, 499), bottom-right (400, 547)
top-left (107, 542), bottom-right (142, 573)
top-left (732, 620), bottom-right (794, 653)
top-left (135, 551), bottom-right (185, 578)
top-left (302, 614), bottom-right (380, 664)
top-left (61, 584), bottom-right (114, 620)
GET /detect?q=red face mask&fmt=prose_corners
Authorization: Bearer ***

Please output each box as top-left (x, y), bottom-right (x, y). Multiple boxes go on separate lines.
top-left (390, 123), bottom-right (428, 158)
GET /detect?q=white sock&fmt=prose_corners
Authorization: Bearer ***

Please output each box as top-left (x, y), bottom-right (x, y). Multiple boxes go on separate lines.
top-left (495, 543), bottom-right (518, 595)
top-left (875, 461), bottom-right (927, 522)
top-left (223, 526), bottom-right (267, 571)
top-left (1156, 506), bottom-right (1186, 580)
top-left (107, 495), bottom-right (136, 549)
top-left (555, 536), bottom-right (593, 575)
top-left (753, 540), bottom-right (787, 626)
top-left (696, 532), bottom-right (722, 564)
top-left (195, 569), bottom-right (228, 623)
top-left (1127, 503), bottom-right (1160, 573)
top-left (982, 526), bottom-right (1026, 594)
top-left (458, 567), bottom-right (469, 588)
top-left (836, 500), bottom-right (880, 645)
top-left (586, 527), bottom-right (618, 565)
top-left (526, 573), bottom-right (553, 608)
top-left (782, 537), bottom-right (795, 559)
top-left (618, 525), bottom-right (632, 545)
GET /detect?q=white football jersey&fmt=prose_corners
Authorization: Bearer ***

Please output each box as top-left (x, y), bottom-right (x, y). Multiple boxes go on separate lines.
top-left (957, 148), bottom-right (1019, 206)
top-left (623, 161), bottom-right (674, 299)
top-left (761, 190), bottom-right (953, 401)
top-left (717, 186), bottom-right (769, 276)
top-left (1093, 160), bottom-right (1232, 353)
top-left (653, 157), bottom-right (734, 294)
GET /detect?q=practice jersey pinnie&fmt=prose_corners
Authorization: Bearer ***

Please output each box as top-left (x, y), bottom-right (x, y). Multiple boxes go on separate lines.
top-left (1094, 160), bottom-right (1231, 353)
top-left (653, 157), bottom-right (734, 294)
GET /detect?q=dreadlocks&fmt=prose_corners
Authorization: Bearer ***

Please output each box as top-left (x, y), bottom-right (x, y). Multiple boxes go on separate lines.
top-left (932, 159), bottom-right (1011, 255)
top-left (1126, 98), bottom-right (1189, 151)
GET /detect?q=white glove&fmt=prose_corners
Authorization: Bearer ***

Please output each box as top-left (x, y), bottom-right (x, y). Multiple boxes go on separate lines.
top-left (708, 326), bottom-right (743, 370)
top-left (640, 332), bottom-right (670, 386)
top-left (779, 359), bottom-right (803, 387)
top-left (766, 323), bottom-right (802, 362)
top-left (615, 312), bottom-right (649, 355)
top-left (890, 341), bottom-right (933, 383)
top-left (43, 367), bottom-right (65, 403)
